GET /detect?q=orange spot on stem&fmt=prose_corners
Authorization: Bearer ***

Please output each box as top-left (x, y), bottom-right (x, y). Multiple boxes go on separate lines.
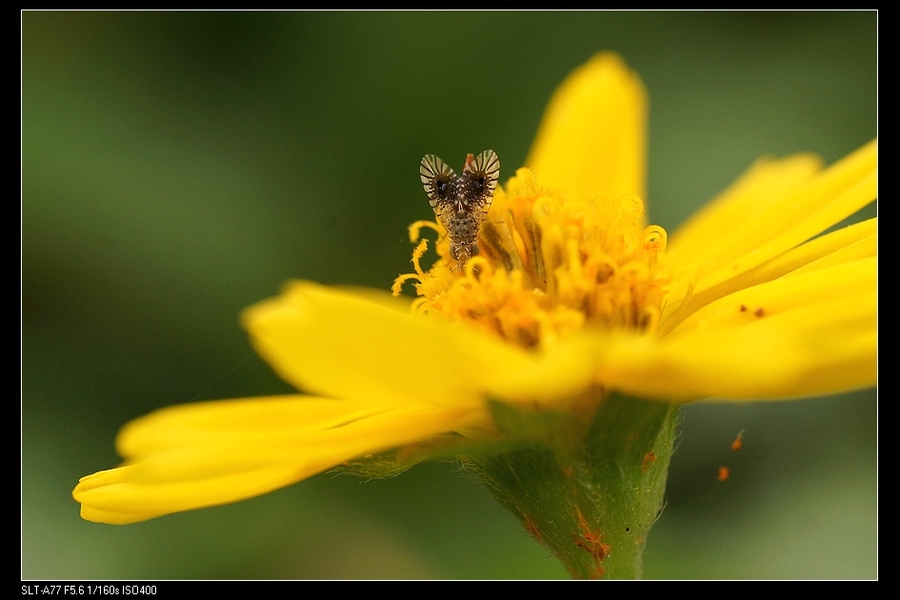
top-left (524, 517), bottom-right (543, 543)
top-left (641, 451), bottom-right (657, 473)
top-left (572, 506), bottom-right (612, 579)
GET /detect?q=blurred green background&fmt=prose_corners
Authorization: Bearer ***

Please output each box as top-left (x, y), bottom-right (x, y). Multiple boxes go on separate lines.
top-left (23, 11), bottom-right (876, 579)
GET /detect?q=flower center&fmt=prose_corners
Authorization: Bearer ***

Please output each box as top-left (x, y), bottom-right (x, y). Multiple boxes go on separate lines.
top-left (393, 168), bottom-right (670, 350)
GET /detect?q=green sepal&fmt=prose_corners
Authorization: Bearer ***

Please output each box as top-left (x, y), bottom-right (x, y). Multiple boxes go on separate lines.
top-left (465, 392), bottom-right (679, 579)
top-left (333, 429), bottom-right (528, 480)
top-left (333, 432), bottom-right (470, 479)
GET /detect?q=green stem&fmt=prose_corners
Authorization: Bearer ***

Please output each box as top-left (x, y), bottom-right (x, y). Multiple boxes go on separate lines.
top-left (467, 393), bottom-right (679, 579)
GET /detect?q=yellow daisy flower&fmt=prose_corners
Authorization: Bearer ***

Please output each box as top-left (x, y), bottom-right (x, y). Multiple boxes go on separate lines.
top-left (73, 53), bottom-right (876, 578)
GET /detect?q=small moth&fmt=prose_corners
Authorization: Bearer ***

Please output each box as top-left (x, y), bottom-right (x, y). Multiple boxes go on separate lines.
top-left (419, 150), bottom-right (500, 262)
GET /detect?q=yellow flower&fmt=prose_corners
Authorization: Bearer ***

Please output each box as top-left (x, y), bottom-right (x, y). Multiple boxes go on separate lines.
top-left (73, 53), bottom-right (876, 527)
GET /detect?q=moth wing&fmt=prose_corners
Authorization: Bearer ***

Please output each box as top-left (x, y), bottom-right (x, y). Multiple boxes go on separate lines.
top-left (465, 149), bottom-right (500, 215)
top-left (420, 155), bottom-right (457, 217)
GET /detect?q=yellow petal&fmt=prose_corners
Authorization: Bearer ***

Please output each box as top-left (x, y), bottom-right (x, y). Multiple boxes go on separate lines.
top-left (74, 395), bottom-right (481, 524)
top-left (785, 219), bottom-right (877, 276)
top-left (602, 258), bottom-right (876, 401)
top-left (670, 257), bottom-right (875, 340)
top-left (242, 281), bottom-right (534, 408)
top-left (487, 334), bottom-right (603, 406)
top-left (667, 153), bottom-right (824, 270)
top-left (667, 140), bottom-right (877, 302)
top-left (115, 395), bottom-right (393, 458)
top-left (526, 53), bottom-right (648, 203)
top-left (74, 462), bottom-right (309, 525)
top-left (663, 218), bottom-right (877, 333)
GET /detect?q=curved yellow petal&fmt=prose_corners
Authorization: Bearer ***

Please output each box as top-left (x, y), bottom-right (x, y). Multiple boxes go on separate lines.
top-left (487, 333), bottom-right (603, 406)
top-left (526, 53), bottom-right (648, 202)
top-left (74, 461), bottom-right (312, 525)
top-left (115, 395), bottom-right (393, 458)
top-left (669, 257), bottom-right (875, 339)
top-left (667, 140), bottom-right (877, 300)
top-left (667, 153), bottom-right (824, 270)
top-left (602, 258), bottom-right (876, 401)
top-left (786, 219), bottom-right (877, 276)
top-left (242, 281), bottom-right (534, 409)
top-left (608, 302), bottom-right (873, 401)
top-left (73, 395), bottom-right (481, 524)
top-left (662, 218), bottom-right (877, 333)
